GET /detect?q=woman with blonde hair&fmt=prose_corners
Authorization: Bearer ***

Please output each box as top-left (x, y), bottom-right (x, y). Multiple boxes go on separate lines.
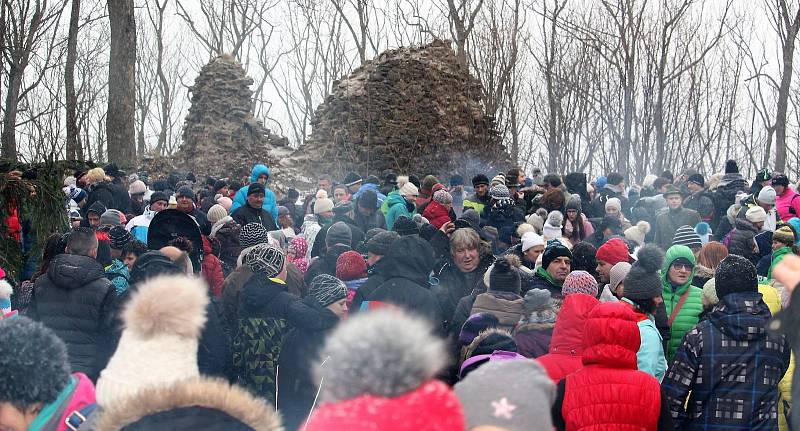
top-left (692, 241), bottom-right (728, 288)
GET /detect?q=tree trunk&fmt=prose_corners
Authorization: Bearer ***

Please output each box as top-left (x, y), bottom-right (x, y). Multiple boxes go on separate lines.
top-left (65, 0), bottom-right (81, 160)
top-left (776, 18), bottom-right (800, 172)
top-left (106, 0), bottom-right (137, 166)
top-left (0, 67), bottom-right (23, 160)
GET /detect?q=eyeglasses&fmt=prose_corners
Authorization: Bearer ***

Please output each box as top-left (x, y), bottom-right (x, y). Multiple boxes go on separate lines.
top-left (671, 263), bottom-right (694, 271)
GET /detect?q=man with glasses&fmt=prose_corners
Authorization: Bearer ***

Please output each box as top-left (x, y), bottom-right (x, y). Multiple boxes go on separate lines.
top-left (660, 244), bottom-right (703, 361)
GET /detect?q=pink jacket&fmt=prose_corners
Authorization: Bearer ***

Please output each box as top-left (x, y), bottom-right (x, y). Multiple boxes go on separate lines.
top-left (775, 189), bottom-right (800, 222)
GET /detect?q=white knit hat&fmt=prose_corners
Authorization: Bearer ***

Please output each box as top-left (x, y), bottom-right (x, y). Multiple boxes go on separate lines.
top-left (314, 197), bottom-right (334, 214)
top-left (605, 197), bottom-right (622, 212)
top-left (521, 231), bottom-right (544, 252)
top-left (206, 204), bottom-right (228, 224)
top-left (96, 275), bottom-right (208, 407)
top-left (746, 206), bottom-right (767, 223)
top-left (399, 182), bottom-right (419, 198)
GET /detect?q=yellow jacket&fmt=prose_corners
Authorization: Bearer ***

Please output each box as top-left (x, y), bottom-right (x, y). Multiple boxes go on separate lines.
top-left (759, 284), bottom-right (793, 431)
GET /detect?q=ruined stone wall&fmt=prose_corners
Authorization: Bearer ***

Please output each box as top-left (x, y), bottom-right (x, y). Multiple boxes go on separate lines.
top-left (291, 39), bottom-right (510, 182)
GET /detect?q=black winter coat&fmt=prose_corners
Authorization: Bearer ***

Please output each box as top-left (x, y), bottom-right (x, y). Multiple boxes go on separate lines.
top-left (277, 297), bottom-right (340, 430)
top-left (353, 206), bottom-right (387, 235)
top-left (27, 254), bottom-right (117, 381)
top-left (349, 257), bottom-right (392, 314)
top-left (85, 182), bottom-right (115, 217)
top-left (109, 179), bottom-right (130, 214)
top-left (310, 214), bottom-right (365, 258)
top-left (431, 253), bottom-right (494, 330)
top-left (231, 204), bottom-right (277, 232)
top-left (304, 244), bottom-right (350, 285)
top-left (368, 235), bottom-right (445, 330)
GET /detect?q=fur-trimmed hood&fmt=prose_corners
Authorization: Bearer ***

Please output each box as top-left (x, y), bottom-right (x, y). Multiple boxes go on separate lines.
top-left (694, 264), bottom-right (715, 280)
top-left (123, 274), bottom-right (209, 339)
top-left (464, 327), bottom-right (514, 360)
top-left (93, 377), bottom-right (283, 431)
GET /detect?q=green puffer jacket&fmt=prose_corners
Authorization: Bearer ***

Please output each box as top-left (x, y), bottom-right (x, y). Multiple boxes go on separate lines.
top-left (661, 245), bottom-right (703, 360)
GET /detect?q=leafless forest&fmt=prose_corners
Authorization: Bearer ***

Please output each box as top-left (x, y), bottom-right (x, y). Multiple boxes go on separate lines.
top-left (3, 0), bottom-right (800, 182)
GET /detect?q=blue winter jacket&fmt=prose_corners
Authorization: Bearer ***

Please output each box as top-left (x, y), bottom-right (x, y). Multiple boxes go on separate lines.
top-left (231, 164), bottom-right (278, 221)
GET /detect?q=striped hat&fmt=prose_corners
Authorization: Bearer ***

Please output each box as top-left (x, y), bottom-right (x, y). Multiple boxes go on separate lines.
top-left (672, 225), bottom-right (702, 249)
top-left (243, 243), bottom-right (286, 277)
top-left (309, 274), bottom-right (348, 307)
top-left (239, 223), bottom-right (270, 249)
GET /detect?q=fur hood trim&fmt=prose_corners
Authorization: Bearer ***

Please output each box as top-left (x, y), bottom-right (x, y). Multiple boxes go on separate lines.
top-left (516, 321), bottom-right (556, 332)
top-left (123, 274), bottom-right (209, 339)
top-left (694, 264), bottom-right (715, 279)
top-left (465, 327), bottom-right (514, 359)
top-left (94, 377), bottom-right (282, 431)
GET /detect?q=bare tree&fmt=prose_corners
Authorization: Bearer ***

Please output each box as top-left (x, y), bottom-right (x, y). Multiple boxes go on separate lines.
top-left (107, 0), bottom-right (136, 165)
top-left (446, 0), bottom-right (484, 67)
top-left (1, 0), bottom-right (66, 160)
top-left (766, 0), bottom-right (800, 172)
top-left (64, 0), bottom-right (81, 160)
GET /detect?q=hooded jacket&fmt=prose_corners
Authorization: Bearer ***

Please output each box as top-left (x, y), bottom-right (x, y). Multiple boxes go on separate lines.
top-left (368, 236), bottom-right (444, 329)
top-left (27, 254), bottom-right (117, 381)
top-left (713, 173), bottom-right (749, 228)
top-left (422, 199), bottom-right (453, 229)
top-left (432, 251), bottom-right (495, 331)
top-left (776, 188), bottom-right (800, 222)
top-left (231, 164), bottom-right (278, 221)
top-left (385, 192), bottom-right (415, 230)
top-left (85, 181), bottom-right (116, 217)
top-left (557, 302), bottom-right (664, 431)
top-left (463, 192), bottom-right (491, 215)
top-left (661, 245), bottom-right (703, 360)
top-left (663, 292), bottom-right (790, 431)
top-left (654, 206), bottom-right (701, 250)
top-left (231, 203), bottom-right (277, 231)
top-left (536, 293), bottom-right (599, 382)
top-left (350, 256), bottom-right (393, 314)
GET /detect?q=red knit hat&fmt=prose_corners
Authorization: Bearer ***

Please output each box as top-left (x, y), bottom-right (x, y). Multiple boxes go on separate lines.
top-left (336, 251), bottom-right (368, 281)
top-left (596, 238), bottom-right (630, 265)
top-left (305, 380), bottom-right (464, 431)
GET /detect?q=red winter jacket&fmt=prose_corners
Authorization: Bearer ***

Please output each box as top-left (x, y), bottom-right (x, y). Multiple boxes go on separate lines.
top-left (4, 202), bottom-right (21, 241)
top-left (422, 200), bottom-right (452, 229)
top-left (561, 302), bottom-right (662, 431)
top-left (201, 236), bottom-right (224, 298)
top-left (537, 293), bottom-right (599, 382)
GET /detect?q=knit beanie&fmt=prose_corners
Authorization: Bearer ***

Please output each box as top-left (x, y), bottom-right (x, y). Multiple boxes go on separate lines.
top-left (150, 191), bottom-right (169, 205)
top-left (746, 206), bottom-right (767, 223)
top-left (242, 243), bottom-right (286, 277)
top-left (421, 175), bottom-right (439, 194)
top-left (306, 309), bottom-right (464, 431)
top-left (472, 174), bottom-right (490, 188)
top-left (702, 278), bottom-right (719, 307)
top-left (596, 238), bottom-right (630, 265)
top-left (695, 222), bottom-right (711, 245)
top-left (714, 254), bottom-right (758, 299)
top-left (541, 239), bottom-right (572, 270)
top-left (108, 226), bottom-right (133, 250)
top-left (100, 209), bottom-right (123, 226)
top-left (521, 231), bottom-right (544, 252)
top-left (758, 186), bottom-right (777, 205)
top-left (399, 182), bottom-right (419, 198)
top-left (0, 317), bottom-right (71, 408)
top-left (490, 184), bottom-right (511, 203)
top-left (489, 257), bottom-right (521, 294)
top-left (309, 274), bottom-right (348, 307)
top-left (608, 262), bottom-right (632, 293)
top-left (672, 225), bottom-right (703, 249)
top-left (774, 226), bottom-right (795, 245)
top-left (562, 270), bottom-right (598, 297)
top-left (687, 173), bottom-right (705, 187)
top-left (542, 211), bottom-right (563, 241)
top-left (459, 313), bottom-right (501, 346)
top-left (96, 275), bottom-right (208, 407)
top-left (624, 221), bottom-right (650, 246)
top-left (366, 230), bottom-right (399, 256)
top-left (491, 174), bottom-right (506, 186)
top-left (247, 182), bottom-right (265, 196)
top-left (605, 197), bottom-right (622, 212)
top-left (128, 180), bottom-right (147, 195)
top-left (314, 197), bottom-right (334, 214)
top-left (206, 204), bottom-right (228, 224)
top-left (526, 213), bottom-right (544, 234)
top-left (326, 221), bottom-right (352, 248)
top-left (455, 360), bottom-right (554, 431)
top-left (566, 194), bottom-right (582, 212)
top-left (433, 189), bottom-right (453, 205)
top-left (239, 222), bottom-right (270, 249)
top-left (69, 187), bottom-right (87, 204)
top-left (392, 215), bottom-right (419, 236)
top-left (336, 251), bottom-right (368, 281)
top-left (358, 189), bottom-right (379, 209)
top-left (622, 245), bottom-right (664, 300)
top-left (523, 288), bottom-right (557, 323)
top-left (725, 159), bottom-right (739, 174)
top-left (176, 185), bottom-right (194, 198)
top-left (600, 215), bottom-right (622, 233)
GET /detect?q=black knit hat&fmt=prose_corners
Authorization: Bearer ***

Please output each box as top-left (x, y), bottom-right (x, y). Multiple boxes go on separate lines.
top-left (239, 223), bottom-right (270, 248)
top-left (756, 168), bottom-right (772, 182)
top-left (715, 254), bottom-right (758, 299)
top-left (392, 215), bottom-right (419, 236)
top-left (541, 239), bottom-right (572, 270)
top-left (489, 257), bottom-right (521, 294)
top-left (724, 160), bottom-right (739, 174)
top-left (344, 172), bottom-right (362, 187)
top-left (623, 245), bottom-right (664, 300)
top-left (176, 185), bottom-right (194, 198)
top-left (149, 191), bottom-right (169, 204)
top-left (358, 189), bottom-right (378, 209)
top-left (0, 317), bottom-right (70, 408)
top-left (213, 179), bottom-right (228, 192)
top-left (772, 173), bottom-right (790, 187)
top-left (472, 174), bottom-right (490, 188)
top-left (326, 221), bottom-right (352, 247)
top-left (108, 225), bottom-right (133, 250)
top-left (309, 274), bottom-right (348, 307)
top-left (247, 182), bottom-right (265, 196)
top-left (687, 174), bottom-right (705, 187)
top-left (366, 230), bottom-right (399, 256)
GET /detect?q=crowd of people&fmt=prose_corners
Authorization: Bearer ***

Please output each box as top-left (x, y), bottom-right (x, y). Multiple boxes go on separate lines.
top-left (1, 159), bottom-right (800, 430)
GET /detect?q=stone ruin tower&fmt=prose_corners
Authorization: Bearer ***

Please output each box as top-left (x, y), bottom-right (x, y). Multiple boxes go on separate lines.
top-left (291, 39), bottom-right (510, 182)
top-left (176, 54), bottom-right (296, 188)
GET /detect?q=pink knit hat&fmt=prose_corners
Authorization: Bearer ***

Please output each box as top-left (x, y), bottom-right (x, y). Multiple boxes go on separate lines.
top-left (217, 196), bottom-right (233, 212)
top-left (562, 270), bottom-right (598, 297)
